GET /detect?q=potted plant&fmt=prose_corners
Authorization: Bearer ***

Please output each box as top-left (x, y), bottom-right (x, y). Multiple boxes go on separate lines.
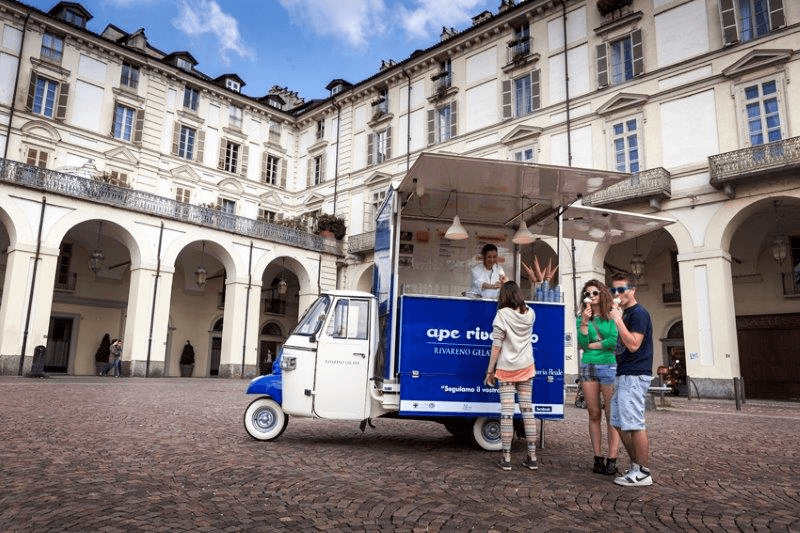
top-left (179, 341), bottom-right (195, 377)
top-left (315, 213), bottom-right (346, 240)
top-left (94, 333), bottom-right (111, 375)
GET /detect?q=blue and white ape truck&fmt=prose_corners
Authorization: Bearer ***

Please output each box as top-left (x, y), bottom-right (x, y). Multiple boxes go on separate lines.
top-left (243, 153), bottom-right (672, 450)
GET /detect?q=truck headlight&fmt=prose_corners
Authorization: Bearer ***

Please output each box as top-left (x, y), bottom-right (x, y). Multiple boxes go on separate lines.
top-left (280, 356), bottom-right (296, 371)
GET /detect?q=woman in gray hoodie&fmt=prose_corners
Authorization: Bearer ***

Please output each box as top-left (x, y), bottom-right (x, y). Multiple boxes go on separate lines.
top-left (484, 281), bottom-right (537, 471)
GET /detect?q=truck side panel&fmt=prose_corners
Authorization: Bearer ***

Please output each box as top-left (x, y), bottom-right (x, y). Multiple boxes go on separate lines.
top-left (396, 295), bottom-right (564, 419)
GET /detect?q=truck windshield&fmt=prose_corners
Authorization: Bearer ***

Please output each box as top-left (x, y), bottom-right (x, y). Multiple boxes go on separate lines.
top-left (291, 295), bottom-right (331, 336)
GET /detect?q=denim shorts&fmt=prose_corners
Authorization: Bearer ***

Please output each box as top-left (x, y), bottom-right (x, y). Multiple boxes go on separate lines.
top-left (579, 363), bottom-right (617, 386)
top-left (610, 374), bottom-right (651, 431)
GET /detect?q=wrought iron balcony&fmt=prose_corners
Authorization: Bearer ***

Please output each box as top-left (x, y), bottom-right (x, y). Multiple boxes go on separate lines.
top-left (581, 167), bottom-right (671, 209)
top-left (709, 137), bottom-right (800, 196)
top-left (662, 282), bottom-right (681, 304)
top-left (507, 37), bottom-right (532, 63)
top-left (54, 272), bottom-right (77, 291)
top-left (0, 158), bottom-right (341, 255)
top-left (348, 231), bottom-right (375, 254)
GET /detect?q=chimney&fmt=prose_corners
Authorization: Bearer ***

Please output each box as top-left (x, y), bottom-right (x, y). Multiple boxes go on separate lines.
top-left (471, 11), bottom-right (492, 26)
top-left (380, 59), bottom-right (397, 71)
top-left (440, 26), bottom-right (457, 41)
top-left (499, 0), bottom-right (516, 13)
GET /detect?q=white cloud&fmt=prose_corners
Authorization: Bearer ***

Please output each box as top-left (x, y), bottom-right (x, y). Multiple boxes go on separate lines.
top-left (172, 0), bottom-right (255, 65)
top-left (278, 0), bottom-right (388, 48)
top-left (397, 0), bottom-right (491, 40)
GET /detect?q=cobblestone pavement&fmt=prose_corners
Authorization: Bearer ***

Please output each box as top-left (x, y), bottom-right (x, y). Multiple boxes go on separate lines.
top-left (1, 376), bottom-right (798, 532)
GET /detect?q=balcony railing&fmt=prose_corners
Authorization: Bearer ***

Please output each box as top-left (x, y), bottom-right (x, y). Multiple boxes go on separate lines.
top-left (782, 271), bottom-right (800, 297)
top-left (54, 272), bottom-right (77, 291)
top-left (662, 282), bottom-right (681, 304)
top-left (348, 231), bottom-right (375, 254)
top-left (582, 167), bottom-right (671, 209)
top-left (0, 159), bottom-right (341, 255)
top-left (507, 37), bottom-right (531, 63)
top-left (709, 137), bottom-right (800, 191)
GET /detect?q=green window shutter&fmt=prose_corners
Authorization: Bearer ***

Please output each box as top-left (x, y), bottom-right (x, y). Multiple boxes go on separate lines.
top-left (26, 74), bottom-right (36, 111)
top-left (502, 79), bottom-right (512, 119)
top-left (449, 101), bottom-right (457, 139)
top-left (531, 70), bottom-right (540, 110)
top-left (55, 82), bottom-right (69, 120)
top-left (367, 133), bottom-right (374, 166)
top-left (133, 109), bottom-right (144, 145)
top-left (596, 44), bottom-right (608, 88)
top-left (718, 0), bottom-right (739, 45)
top-left (768, 0), bottom-right (785, 29)
top-left (240, 144), bottom-right (249, 177)
top-left (196, 130), bottom-right (205, 163)
top-left (386, 127), bottom-right (392, 159)
top-left (171, 122), bottom-right (180, 156)
top-left (427, 109), bottom-right (435, 145)
top-left (631, 29), bottom-right (643, 77)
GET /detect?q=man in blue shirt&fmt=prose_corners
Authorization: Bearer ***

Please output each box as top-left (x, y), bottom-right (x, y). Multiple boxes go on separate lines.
top-left (609, 272), bottom-right (653, 487)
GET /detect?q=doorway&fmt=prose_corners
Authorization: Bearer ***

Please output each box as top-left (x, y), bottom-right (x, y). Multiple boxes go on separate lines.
top-left (45, 317), bottom-right (73, 373)
top-left (259, 322), bottom-right (283, 375)
top-left (209, 317), bottom-right (223, 376)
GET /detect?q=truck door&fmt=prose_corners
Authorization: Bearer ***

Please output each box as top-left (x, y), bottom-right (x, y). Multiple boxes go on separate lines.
top-left (313, 298), bottom-right (372, 420)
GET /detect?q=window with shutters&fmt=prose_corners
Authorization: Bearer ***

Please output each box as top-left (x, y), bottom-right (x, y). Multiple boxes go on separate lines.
top-left (40, 32), bottom-right (63, 62)
top-left (176, 187), bottom-right (191, 203)
top-left (183, 86), bottom-right (199, 111)
top-left (367, 127), bottom-right (392, 166)
top-left (178, 125), bottom-right (196, 160)
top-left (229, 105), bottom-right (243, 128)
top-left (120, 63), bottom-right (139, 89)
top-left (26, 148), bottom-right (49, 168)
top-left (263, 154), bottom-right (281, 185)
top-left (740, 78), bottom-right (783, 146)
top-left (220, 198), bottom-right (236, 214)
top-left (223, 141), bottom-right (240, 173)
top-left (316, 118), bottom-right (325, 140)
top-left (364, 189), bottom-right (387, 231)
top-left (596, 30), bottom-right (643, 88)
top-left (113, 103), bottom-right (136, 141)
top-left (515, 71), bottom-right (540, 117)
top-left (312, 155), bottom-right (323, 185)
top-left (718, 0), bottom-right (784, 45)
top-left (258, 208), bottom-right (276, 223)
top-left (610, 118), bottom-right (640, 173)
top-left (427, 102), bottom-right (457, 145)
top-left (106, 170), bottom-right (128, 187)
top-left (55, 243), bottom-right (73, 288)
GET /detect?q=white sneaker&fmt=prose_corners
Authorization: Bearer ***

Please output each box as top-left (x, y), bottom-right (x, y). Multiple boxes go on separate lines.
top-left (615, 465), bottom-right (652, 487)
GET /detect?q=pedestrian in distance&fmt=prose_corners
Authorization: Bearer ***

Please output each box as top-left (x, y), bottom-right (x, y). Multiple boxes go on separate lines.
top-left (577, 279), bottom-right (621, 476)
top-left (100, 338), bottom-right (123, 377)
top-left (484, 281), bottom-right (538, 471)
top-left (609, 273), bottom-right (654, 486)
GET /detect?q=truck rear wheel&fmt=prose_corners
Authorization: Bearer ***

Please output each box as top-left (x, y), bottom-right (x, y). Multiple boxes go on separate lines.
top-left (243, 397), bottom-right (288, 441)
top-left (472, 417), bottom-right (502, 451)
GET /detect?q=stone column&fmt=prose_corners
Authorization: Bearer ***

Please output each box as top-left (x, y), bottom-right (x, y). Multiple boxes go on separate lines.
top-left (677, 249), bottom-right (739, 398)
top-left (218, 279), bottom-right (261, 378)
top-left (124, 266), bottom-right (173, 377)
top-left (0, 244), bottom-right (58, 375)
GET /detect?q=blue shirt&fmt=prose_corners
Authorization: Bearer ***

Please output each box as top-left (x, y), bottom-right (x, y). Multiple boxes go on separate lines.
top-left (615, 303), bottom-right (653, 376)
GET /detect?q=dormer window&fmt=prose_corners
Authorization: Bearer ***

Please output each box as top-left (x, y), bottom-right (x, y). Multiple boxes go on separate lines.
top-left (49, 3), bottom-right (92, 29)
top-left (226, 79), bottom-right (240, 92)
top-left (64, 9), bottom-right (86, 27)
top-left (331, 85), bottom-right (342, 95)
top-left (176, 57), bottom-right (193, 70)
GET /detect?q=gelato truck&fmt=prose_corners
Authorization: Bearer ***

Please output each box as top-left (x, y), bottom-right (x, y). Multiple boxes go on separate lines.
top-left (243, 153), bottom-right (673, 450)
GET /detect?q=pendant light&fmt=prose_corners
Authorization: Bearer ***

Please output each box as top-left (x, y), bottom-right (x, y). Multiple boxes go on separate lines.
top-left (444, 190), bottom-right (468, 240)
top-left (277, 258), bottom-right (288, 295)
top-left (194, 241), bottom-right (207, 288)
top-left (88, 221), bottom-right (104, 275)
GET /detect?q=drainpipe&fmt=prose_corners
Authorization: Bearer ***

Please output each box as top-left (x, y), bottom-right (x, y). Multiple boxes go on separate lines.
top-left (241, 240), bottom-right (253, 378)
top-left (401, 65), bottom-right (412, 171)
top-left (18, 195), bottom-right (46, 375)
top-left (561, 1), bottom-right (578, 318)
top-left (4, 13), bottom-right (30, 160)
top-left (145, 221), bottom-right (164, 377)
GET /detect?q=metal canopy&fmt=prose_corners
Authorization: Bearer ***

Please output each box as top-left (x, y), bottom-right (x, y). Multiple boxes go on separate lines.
top-left (398, 153), bottom-right (674, 243)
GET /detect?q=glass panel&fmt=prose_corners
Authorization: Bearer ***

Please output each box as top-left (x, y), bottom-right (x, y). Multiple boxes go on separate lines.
top-left (744, 85), bottom-right (759, 100)
top-left (292, 296), bottom-right (331, 336)
top-left (762, 80), bottom-right (776, 95)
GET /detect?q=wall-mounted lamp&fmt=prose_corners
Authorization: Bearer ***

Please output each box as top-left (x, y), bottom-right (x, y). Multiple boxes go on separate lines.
top-left (194, 241), bottom-right (208, 288)
top-left (444, 190), bottom-right (468, 240)
top-left (89, 221), bottom-right (104, 275)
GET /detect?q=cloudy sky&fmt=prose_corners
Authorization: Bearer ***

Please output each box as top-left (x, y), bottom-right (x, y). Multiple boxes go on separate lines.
top-left (27, 0), bottom-right (499, 101)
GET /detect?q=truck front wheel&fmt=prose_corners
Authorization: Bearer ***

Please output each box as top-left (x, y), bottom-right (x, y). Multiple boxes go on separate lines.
top-left (244, 397), bottom-right (288, 441)
top-left (472, 417), bottom-right (502, 451)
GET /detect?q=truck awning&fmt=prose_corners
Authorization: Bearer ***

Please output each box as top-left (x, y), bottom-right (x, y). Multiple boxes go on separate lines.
top-left (398, 152), bottom-right (674, 242)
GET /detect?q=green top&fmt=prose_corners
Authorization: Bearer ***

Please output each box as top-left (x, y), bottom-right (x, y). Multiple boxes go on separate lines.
top-left (576, 315), bottom-right (618, 365)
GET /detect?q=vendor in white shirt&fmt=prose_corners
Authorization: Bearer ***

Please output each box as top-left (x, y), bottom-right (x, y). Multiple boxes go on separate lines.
top-left (470, 243), bottom-right (508, 299)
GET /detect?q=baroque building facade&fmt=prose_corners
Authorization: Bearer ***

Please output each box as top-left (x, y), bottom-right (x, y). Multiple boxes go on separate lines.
top-left (0, 0), bottom-right (798, 399)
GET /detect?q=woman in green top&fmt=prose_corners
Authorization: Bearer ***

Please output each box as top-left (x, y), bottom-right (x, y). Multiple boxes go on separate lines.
top-left (577, 279), bottom-right (620, 476)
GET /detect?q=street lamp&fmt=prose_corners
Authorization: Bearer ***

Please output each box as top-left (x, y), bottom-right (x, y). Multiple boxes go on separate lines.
top-left (195, 241), bottom-right (207, 288)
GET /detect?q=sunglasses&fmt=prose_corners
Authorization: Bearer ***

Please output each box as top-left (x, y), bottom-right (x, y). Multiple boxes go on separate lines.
top-left (583, 290), bottom-right (600, 298)
top-left (609, 286), bottom-right (631, 295)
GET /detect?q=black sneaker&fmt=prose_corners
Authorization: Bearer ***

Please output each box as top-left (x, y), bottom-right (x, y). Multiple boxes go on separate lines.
top-left (593, 456), bottom-right (605, 473)
top-left (602, 458), bottom-right (618, 476)
top-left (497, 458), bottom-right (512, 471)
top-left (521, 457), bottom-right (538, 470)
